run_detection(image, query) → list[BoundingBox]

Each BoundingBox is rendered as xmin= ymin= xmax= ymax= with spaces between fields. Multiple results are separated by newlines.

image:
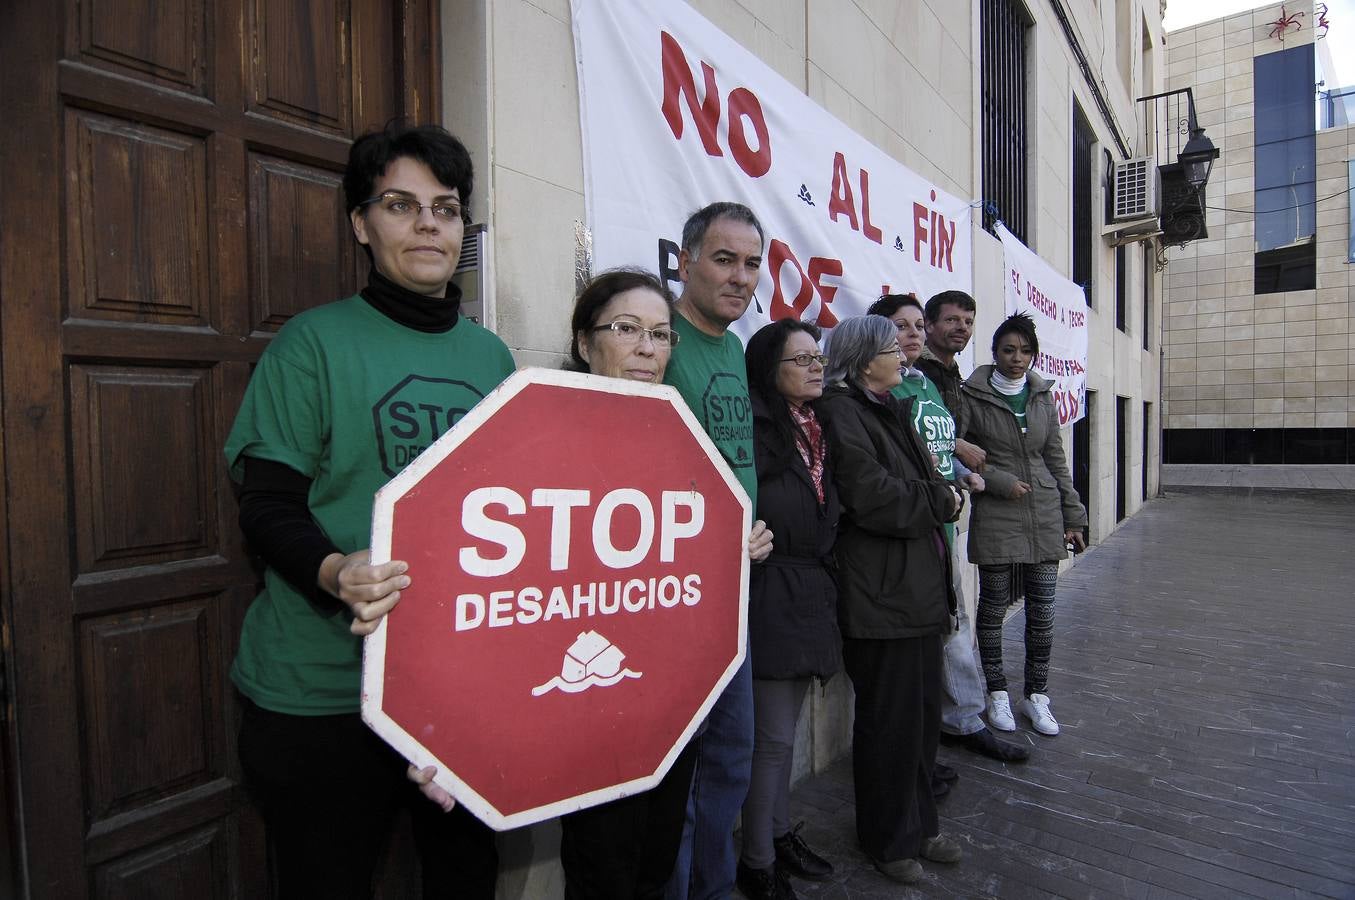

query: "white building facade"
xmin=438 ymin=0 xmax=1169 ymax=891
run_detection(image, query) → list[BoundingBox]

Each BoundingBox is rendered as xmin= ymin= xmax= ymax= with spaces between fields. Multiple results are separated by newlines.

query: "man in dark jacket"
xmin=917 ymin=291 xmax=1031 ymax=765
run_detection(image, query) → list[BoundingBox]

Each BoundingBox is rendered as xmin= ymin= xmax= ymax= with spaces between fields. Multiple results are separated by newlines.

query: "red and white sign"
xmin=996 ymin=223 xmax=1089 ymax=426
xmin=570 ymin=0 xmax=973 ymax=343
xmin=362 ymin=368 xmax=751 ymax=830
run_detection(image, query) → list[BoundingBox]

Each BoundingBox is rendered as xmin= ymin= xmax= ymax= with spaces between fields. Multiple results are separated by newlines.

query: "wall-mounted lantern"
xmin=1134 ymin=87 xmax=1220 ymax=247
xmin=1179 ymin=127 xmax=1220 ymax=188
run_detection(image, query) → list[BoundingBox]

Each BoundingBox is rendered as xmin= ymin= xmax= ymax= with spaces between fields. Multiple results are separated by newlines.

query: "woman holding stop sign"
xmin=226 ymin=124 xmax=511 ymax=898
xmin=529 ymin=268 xmax=758 ymax=899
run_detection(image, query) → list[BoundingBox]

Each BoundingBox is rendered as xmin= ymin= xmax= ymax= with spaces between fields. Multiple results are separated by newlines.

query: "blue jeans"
xmin=940 ymin=545 xmax=987 ymax=736
xmin=665 ymin=655 xmax=754 ymax=900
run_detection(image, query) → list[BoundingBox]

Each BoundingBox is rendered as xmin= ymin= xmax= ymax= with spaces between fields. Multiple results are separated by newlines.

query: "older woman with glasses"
xmin=813 ymin=315 xmax=963 ymax=885
xmin=541 ymin=267 xmax=700 ymax=900
xmin=735 ymin=320 xmax=842 ymax=900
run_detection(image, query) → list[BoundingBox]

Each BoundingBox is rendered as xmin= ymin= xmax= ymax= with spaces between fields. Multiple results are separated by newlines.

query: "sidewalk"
xmin=1162 ymin=464 xmax=1355 ymax=492
xmin=777 ymin=489 xmax=1355 ymax=899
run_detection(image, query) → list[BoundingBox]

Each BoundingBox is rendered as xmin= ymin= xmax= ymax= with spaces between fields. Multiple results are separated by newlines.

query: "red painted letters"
xmin=660 ymin=32 xmax=771 ymax=179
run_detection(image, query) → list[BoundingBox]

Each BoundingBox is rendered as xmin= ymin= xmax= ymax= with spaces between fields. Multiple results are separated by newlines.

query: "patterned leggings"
xmin=976 ymin=562 xmax=1059 ymax=696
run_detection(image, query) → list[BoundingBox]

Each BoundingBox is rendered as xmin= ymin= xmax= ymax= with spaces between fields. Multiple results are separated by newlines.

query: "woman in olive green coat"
xmin=960 ymin=314 xmax=1086 ymax=738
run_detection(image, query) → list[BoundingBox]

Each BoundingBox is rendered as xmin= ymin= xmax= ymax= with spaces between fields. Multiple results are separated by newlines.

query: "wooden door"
xmin=0 ymin=1 xmax=440 ymax=895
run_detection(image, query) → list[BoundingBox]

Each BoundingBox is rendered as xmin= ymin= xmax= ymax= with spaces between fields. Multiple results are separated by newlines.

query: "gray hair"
xmin=824 ymin=315 xmax=899 ymax=387
xmin=681 ymin=202 xmax=765 ymax=260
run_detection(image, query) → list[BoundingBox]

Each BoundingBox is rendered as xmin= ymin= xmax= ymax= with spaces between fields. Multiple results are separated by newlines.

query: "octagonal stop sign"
xmin=362 ymin=368 xmax=751 ymax=830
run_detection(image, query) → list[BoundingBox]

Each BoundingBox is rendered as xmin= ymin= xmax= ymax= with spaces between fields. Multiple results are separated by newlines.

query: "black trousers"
xmin=558 ymin=739 xmax=698 ymax=899
xmin=237 ymin=696 xmax=499 ymax=899
xmin=842 ymin=634 xmax=942 ymax=863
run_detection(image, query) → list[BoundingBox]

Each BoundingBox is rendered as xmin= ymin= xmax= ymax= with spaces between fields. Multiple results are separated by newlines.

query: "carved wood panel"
xmin=68 ymin=364 xmax=219 ymax=573
xmin=248 ymin=154 xmax=360 ymax=332
xmin=66 ymin=111 xmax=211 ymax=327
xmin=91 ymin=822 xmax=228 ymax=900
xmin=79 ymin=597 xmax=223 ymax=822
xmin=77 ymin=0 xmax=209 ymax=94
xmin=248 ymin=0 xmax=351 ymax=133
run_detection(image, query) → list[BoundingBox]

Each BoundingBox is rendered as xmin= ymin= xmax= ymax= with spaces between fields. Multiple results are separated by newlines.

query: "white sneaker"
xmin=986 ymin=690 xmax=1016 ymax=731
xmin=1019 ymin=693 xmax=1060 ymax=735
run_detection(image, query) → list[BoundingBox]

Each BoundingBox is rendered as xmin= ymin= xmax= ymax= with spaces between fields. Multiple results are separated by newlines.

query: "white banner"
xmin=995 ymin=223 xmax=1088 ymax=426
xmin=570 ymin=0 xmax=972 ymax=343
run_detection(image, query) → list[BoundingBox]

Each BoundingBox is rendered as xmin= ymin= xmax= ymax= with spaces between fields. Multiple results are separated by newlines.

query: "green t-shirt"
xmin=225 ymin=296 xmax=516 ymax=715
xmin=992 ymin=378 xmax=1030 ymax=432
xmin=892 ymin=372 xmax=957 ymax=480
xmin=663 ymin=312 xmax=757 ymax=508
xmin=893 ymin=371 xmax=959 ymax=543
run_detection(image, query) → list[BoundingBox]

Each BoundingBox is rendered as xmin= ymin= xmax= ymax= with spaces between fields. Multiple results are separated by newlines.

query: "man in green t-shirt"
xmin=911 ymin=290 xmax=1031 ymax=767
xmin=663 ymin=202 xmax=772 ymax=900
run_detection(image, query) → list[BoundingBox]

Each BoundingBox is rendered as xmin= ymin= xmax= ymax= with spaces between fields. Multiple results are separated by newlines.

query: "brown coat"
xmin=960 ymin=366 xmax=1087 ymax=565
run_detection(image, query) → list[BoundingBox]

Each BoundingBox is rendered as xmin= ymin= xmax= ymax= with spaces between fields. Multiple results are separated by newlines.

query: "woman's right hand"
xmin=1010 ymin=480 xmax=1032 ymax=500
xmin=407 ymin=765 xmax=457 ymax=812
xmin=318 ymin=550 xmax=411 ymax=636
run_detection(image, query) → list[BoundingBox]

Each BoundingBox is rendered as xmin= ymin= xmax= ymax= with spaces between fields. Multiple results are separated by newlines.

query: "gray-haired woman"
xmin=813 ymin=315 xmax=964 ymax=885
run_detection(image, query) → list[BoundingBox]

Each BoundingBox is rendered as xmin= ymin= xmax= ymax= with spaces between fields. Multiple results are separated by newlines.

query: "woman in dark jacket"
xmin=813 ymin=315 xmax=963 ymax=885
xmin=736 ymin=320 xmax=842 ymax=900
xmin=961 ymin=313 xmax=1087 ymax=739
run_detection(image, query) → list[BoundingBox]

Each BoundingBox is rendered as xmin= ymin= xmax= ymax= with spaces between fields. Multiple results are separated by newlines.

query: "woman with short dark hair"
xmin=227 ymin=123 xmax=511 ymax=898
xmin=813 ymin=315 xmax=964 ymax=886
xmin=735 ymin=319 xmax=842 ymax=900
xmin=961 ymin=314 xmax=1087 ymax=737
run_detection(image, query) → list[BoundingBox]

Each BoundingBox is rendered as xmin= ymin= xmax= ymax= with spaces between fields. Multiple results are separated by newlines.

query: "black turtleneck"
xmin=360 ymin=268 xmax=461 ymax=333
xmin=237 ymin=270 xmax=464 ymax=609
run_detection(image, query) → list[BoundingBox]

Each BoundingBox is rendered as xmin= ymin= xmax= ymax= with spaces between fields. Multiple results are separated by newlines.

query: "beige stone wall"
xmin=1163 ymin=2 xmax=1355 ymax=430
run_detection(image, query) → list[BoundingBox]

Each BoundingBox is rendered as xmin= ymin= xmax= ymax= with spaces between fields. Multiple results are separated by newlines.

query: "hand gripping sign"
xmin=362 ymin=368 xmax=751 ymax=830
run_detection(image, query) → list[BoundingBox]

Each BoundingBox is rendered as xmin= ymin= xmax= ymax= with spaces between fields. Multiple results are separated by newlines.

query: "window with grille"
xmin=1073 ymin=103 xmax=1095 ymax=308
xmin=981 ymin=0 xmax=1031 ymax=241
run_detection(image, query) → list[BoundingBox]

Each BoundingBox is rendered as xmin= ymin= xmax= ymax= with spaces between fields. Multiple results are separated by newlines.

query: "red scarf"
xmin=789 ymin=403 xmax=825 ymax=503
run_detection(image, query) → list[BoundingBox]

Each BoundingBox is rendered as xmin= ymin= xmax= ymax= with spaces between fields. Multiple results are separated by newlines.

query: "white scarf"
xmin=989 ymin=369 xmax=1028 ymax=396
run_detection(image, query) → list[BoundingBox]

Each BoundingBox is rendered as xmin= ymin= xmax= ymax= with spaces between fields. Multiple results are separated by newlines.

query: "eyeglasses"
xmin=780 ymin=353 xmax=828 ymax=367
xmin=357 ymin=191 xmax=463 ymax=223
xmin=876 ymin=348 xmax=903 ymax=357
xmin=591 ymin=320 xmax=680 ymax=347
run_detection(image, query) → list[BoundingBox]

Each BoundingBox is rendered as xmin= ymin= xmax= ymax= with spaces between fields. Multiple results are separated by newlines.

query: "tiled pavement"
xmin=1161 ymin=464 xmax=1355 ymax=492
xmin=771 ymin=488 xmax=1355 ymax=899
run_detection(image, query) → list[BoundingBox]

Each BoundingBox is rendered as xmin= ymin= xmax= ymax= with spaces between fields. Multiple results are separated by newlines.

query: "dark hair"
xmin=745 ymin=319 xmax=823 ymax=470
xmin=924 ymin=289 xmax=976 ymax=324
xmin=568 ymin=268 xmax=676 ymax=372
xmin=681 ymin=202 xmax=765 ymax=258
xmin=991 ymin=312 xmax=1040 ymax=357
xmin=867 ymin=292 xmax=924 ymax=320
xmin=343 ymin=124 xmax=474 ymax=222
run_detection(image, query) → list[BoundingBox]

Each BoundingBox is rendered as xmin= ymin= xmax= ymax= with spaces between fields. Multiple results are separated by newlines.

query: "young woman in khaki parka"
xmin=960 ymin=314 xmax=1087 ymax=737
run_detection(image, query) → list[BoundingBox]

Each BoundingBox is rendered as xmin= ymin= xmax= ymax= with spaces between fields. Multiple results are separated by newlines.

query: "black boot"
xmin=736 ymin=860 xmax=797 ymax=900
xmin=774 ymin=822 xmax=833 ymax=881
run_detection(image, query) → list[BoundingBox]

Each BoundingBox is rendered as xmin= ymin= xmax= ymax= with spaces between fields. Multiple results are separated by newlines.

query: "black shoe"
xmin=931 ymin=777 xmax=951 ymax=801
xmin=737 ymin=860 xmax=797 ymax=900
xmin=940 ymin=726 xmax=1031 ymax=762
xmin=933 ymin=761 xmax=959 ymax=783
xmin=774 ymin=823 xmax=834 ymax=881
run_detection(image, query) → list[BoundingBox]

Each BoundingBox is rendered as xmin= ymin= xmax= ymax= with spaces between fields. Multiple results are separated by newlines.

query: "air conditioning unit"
xmin=452 ymin=223 xmax=495 ymax=331
xmin=1111 ymin=157 xmax=1159 ymax=221
xmin=1102 ymin=156 xmax=1162 ymax=245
